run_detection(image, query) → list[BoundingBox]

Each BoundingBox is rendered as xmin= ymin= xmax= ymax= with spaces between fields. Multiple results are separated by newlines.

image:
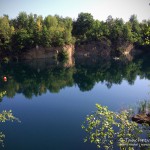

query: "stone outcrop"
xmin=21 ymin=45 xmax=74 ymax=60
xmin=63 ymin=45 xmax=75 ymax=67
xmin=122 ymin=43 xmax=134 ymax=55
xmin=20 ymin=41 xmax=142 ymax=63
xmin=21 ymin=44 xmax=75 ymax=67
xmin=75 ymin=41 xmax=112 ymax=58
xmin=132 ymin=113 xmax=150 ymax=125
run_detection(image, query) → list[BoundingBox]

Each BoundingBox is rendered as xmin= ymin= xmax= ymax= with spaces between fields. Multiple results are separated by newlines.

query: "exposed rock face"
xmin=20 ymin=41 xmax=142 ymax=63
xmin=75 ymin=41 xmax=112 ymax=58
xmin=21 ymin=44 xmax=74 ymax=60
xmin=122 ymin=43 xmax=134 ymax=55
xmin=21 ymin=44 xmax=75 ymax=67
xmin=22 ymin=46 xmax=56 ymax=59
xmin=132 ymin=113 xmax=150 ymax=125
xmin=63 ymin=45 xmax=75 ymax=67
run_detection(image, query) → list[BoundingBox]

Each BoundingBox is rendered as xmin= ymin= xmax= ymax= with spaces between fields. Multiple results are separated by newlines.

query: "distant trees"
xmin=140 ymin=21 xmax=150 ymax=46
xmin=129 ymin=15 xmax=142 ymax=44
xmin=0 ymin=16 xmax=14 ymax=53
xmin=72 ymin=13 xmax=94 ymax=42
xmin=0 ymin=12 xmax=149 ymax=58
xmin=72 ymin=13 xmax=150 ymax=52
xmin=11 ymin=29 xmax=33 ymax=53
xmin=0 ymin=12 xmax=74 ymax=57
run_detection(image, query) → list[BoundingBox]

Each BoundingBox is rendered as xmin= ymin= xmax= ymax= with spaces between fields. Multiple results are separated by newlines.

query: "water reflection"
xmin=0 ymin=54 xmax=150 ymax=99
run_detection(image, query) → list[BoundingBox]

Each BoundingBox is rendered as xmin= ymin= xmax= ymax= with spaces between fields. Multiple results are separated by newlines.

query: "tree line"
xmin=0 ymin=12 xmax=150 ymax=57
xmin=0 ymin=12 xmax=73 ymax=57
xmin=73 ymin=13 xmax=150 ymax=51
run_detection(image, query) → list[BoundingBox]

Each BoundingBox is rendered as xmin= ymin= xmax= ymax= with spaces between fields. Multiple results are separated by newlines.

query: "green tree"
xmin=27 ymin=13 xmax=36 ymax=34
xmin=44 ymin=15 xmax=58 ymax=29
xmin=86 ymin=20 xmax=103 ymax=41
xmin=0 ymin=16 xmax=14 ymax=53
xmin=141 ymin=22 xmax=150 ymax=46
xmin=12 ymin=29 xmax=32 ymax=54
xmin=63 ymin=17 xmax=73 ymax=44
xmin=123 ymin=22 xmax=133 ymax=42
xmin=33 ymin=15 xmax=43 ymax=46
xmin=73 ymin=12 xmax=94 ymax=42
xmin=41 ymin=25 xmax=51 ymax=47
xmin=129 ymin=15 xmax=142 ymax=44
xmin=16 ymin=12 xmax=29 ymax=29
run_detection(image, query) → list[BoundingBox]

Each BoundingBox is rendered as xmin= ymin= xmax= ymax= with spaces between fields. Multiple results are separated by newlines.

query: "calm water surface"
xmin=0 ymin=56 xmax=150 ymax=150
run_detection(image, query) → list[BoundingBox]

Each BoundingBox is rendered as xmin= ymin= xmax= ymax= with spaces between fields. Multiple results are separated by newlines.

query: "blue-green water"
xmin=0 ymin=56 xmax=150 ymax=150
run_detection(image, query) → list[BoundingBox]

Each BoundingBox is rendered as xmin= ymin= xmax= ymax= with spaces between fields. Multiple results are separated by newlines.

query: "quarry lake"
xmin=0 ymin=55 xmax=150 ymax=150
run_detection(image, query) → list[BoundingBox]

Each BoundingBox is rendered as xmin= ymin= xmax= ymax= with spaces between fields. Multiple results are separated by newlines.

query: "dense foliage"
xmin=73 ymin=13 xmax=150 ymax=50
xmin=0 ymin=12 xmax=74 ymax=58
xmin=0 ymin=12 xmax=149 ymax=58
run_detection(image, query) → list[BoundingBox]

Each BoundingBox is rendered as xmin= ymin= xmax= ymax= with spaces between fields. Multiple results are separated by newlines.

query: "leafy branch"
xmin=82 ymin=104 xmax=150 ymax=149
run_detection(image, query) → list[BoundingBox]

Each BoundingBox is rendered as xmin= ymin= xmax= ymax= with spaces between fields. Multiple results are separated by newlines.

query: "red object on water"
xmin=3 ymin=76 xmax=7 ymax=82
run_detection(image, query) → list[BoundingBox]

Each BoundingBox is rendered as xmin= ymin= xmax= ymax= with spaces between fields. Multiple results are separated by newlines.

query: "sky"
xmin=0 ymin=0 xmax=150 ymax=22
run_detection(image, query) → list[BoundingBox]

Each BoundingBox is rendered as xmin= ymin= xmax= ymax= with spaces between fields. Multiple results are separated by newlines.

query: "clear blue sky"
xmin=0 ymin=0 xmax=150 ymax=21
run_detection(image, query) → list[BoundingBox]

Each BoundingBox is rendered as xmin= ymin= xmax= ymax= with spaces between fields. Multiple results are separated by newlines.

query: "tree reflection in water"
xmin=0 ymin=54 xmax=150 ymax=99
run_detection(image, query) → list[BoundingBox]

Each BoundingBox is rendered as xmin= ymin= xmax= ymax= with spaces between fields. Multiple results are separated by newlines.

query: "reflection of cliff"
xmin=21 ymin=42 xmax=137 ymax=63
xmin=0 ymin=56 xmax=150 ymax=99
